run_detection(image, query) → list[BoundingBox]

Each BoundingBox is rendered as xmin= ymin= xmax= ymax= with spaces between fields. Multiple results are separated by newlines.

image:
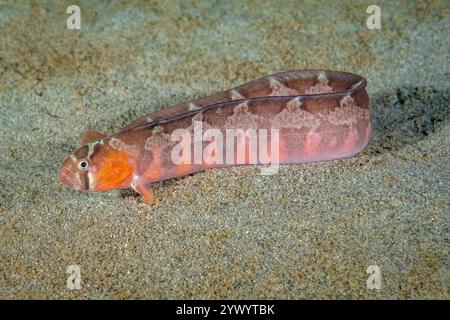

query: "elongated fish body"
xmin=59 ymin=70 xmax=371 ymax=204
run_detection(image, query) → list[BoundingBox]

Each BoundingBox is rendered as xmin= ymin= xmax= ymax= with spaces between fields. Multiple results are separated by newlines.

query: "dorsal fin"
xmin=81 ymin=130 xmax=106 ymax=145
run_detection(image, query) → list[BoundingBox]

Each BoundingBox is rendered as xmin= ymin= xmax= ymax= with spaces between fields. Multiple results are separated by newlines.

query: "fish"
xmin=59 ymin=70 xmax=372 ymax=205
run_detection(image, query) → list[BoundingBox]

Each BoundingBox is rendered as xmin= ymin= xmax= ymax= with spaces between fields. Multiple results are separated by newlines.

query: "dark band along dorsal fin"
xmin=80 ymin=130 xmax=106 ymax=145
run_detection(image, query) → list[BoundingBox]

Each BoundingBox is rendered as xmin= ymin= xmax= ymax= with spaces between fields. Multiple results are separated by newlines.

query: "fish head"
xmin=59 ymin=139 xmax=134 ymax=191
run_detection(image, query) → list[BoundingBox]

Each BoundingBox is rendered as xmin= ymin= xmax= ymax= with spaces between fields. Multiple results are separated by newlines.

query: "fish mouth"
xmin=59 ymin=167 xmax=75 ymax=189
xmin=59 ymin=167 xmax=85 ymax=191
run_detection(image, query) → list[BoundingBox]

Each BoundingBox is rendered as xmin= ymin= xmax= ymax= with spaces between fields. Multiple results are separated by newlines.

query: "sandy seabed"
xmin=0 ymin=0 xmax=448 ymax=299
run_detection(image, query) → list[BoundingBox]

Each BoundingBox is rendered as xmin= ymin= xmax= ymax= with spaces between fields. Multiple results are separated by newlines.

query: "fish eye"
xmin=78 ymin=159 xmax=90 ymax=171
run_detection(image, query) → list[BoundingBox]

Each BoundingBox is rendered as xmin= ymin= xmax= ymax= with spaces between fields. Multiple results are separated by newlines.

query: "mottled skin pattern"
xmin=59 ymin=70 xmax=371 ymax=205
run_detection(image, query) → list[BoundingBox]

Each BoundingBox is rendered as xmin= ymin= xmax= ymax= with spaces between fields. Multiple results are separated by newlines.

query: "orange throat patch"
xmin=92 ymin=148 xmax=134 ymax=191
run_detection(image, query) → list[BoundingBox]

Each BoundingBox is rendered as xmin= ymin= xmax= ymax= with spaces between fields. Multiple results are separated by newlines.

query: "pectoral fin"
xmin=131 ymin=177 xmax=155 ymax=205
xmin=139 ymin=187 xmax=154 ymax=205
xmin=81 ymin=130 xmax=106 ymax=145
